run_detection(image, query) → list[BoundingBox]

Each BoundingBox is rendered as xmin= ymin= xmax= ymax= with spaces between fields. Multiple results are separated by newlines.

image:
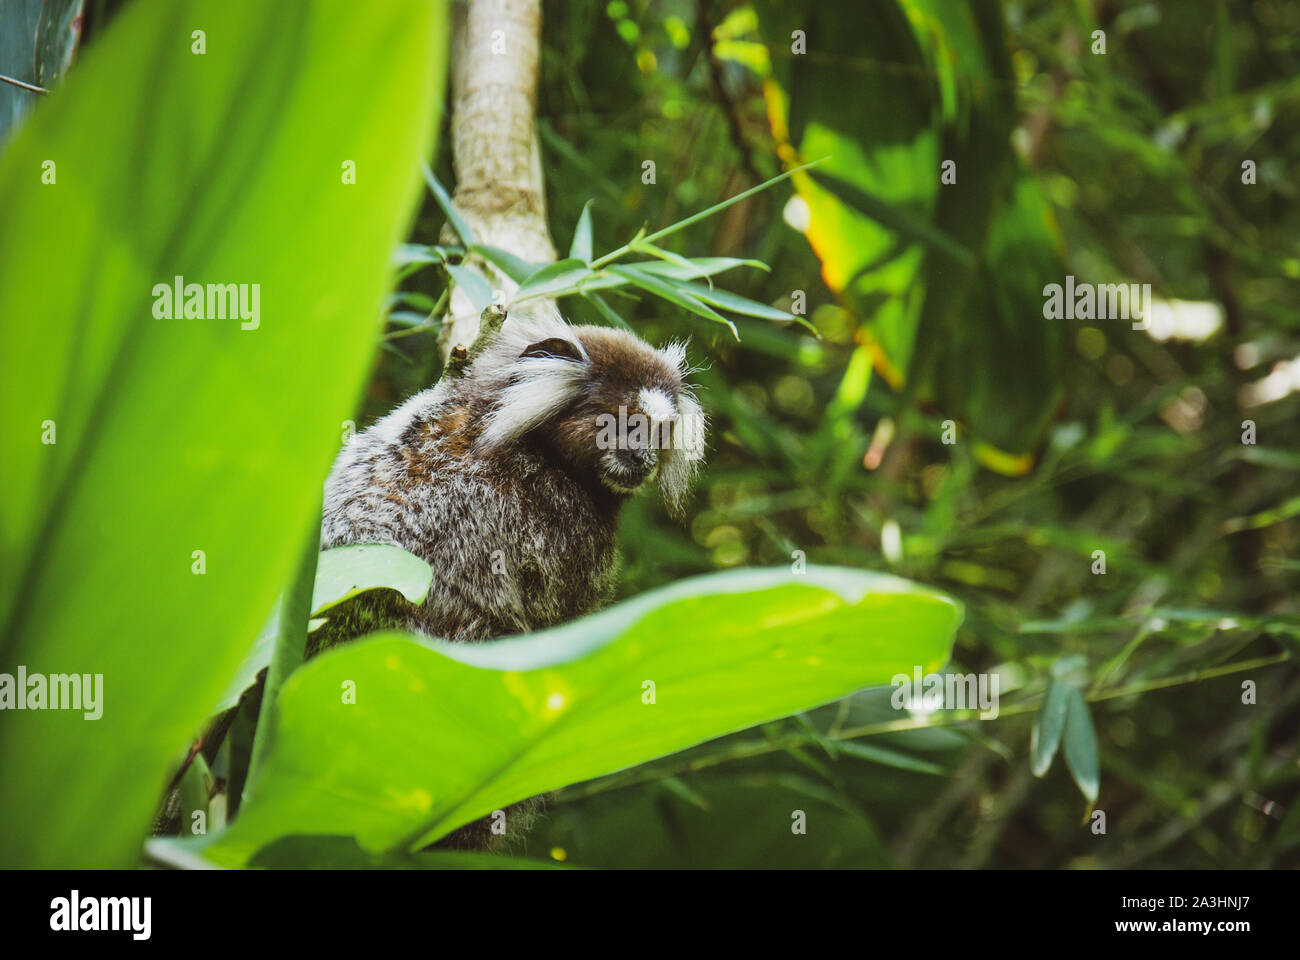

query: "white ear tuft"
xmin=657 ymin=389 xmax=707 ymax=517
xmin=659 ymin=340 xmax=688 ymax=374
xmin=473 ymin=302 xmax=588 ymax=450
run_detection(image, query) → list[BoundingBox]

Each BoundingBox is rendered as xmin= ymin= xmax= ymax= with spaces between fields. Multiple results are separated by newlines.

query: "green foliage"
xmin=414 ymin=162 xmax=817 ymax=338
xmin=196 ymin=566 xmax=960 ymax=866
xmin=3 ymin=0 xmax=1297 ymax=871
xmin=504 ymin=0 xmax=1299 ymax=868
xmin=1062 ymin=686 xmax=1100 ymax=804
xmin=1031 ymin=678 xmax=1070 ymax=777
xmin=0 ymin=0 xmax=446 ymax=868
xmin=312 ymin=545 xmax=434 ymax=616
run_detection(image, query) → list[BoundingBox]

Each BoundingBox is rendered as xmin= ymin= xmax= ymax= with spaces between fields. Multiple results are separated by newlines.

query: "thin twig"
xmin=441 ymin=302 xmax=506 ymax=380
xmin=0 ymin=73 xmax=48 ymax=95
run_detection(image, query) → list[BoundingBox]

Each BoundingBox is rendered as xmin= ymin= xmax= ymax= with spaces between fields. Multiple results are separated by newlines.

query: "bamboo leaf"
xmin=1062 ymin=687 xmax=1100 ymax=802
xmin=609 ymin=265 xmax=739 ymax=338
xmin=570 ymin=200 xmax=594 ymax=263
xmin=446 ymin=264 xmax=494 ymax=313
xmin=582 ymin=291 xmax=635 ymax=331
xmin=1030 ymin=679 xmax=1070 ymax=777
xmin=422 ymin=163 xmax=475 ymax=246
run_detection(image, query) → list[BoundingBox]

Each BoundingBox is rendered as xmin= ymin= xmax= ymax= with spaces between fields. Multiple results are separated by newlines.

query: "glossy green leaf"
xmin=198 ymin=565 xmax=961 ymax=865
xmin=675 ymin=278 xmax=816 ymax=332
xmin=628 ymin=256 xmax=767 ymax=280
xmin=219 ymin=541 xmax=431 ymax=713
xmin=0 ymin=0 xmax=446 ymax=868
xmin=311 ymin=544 xmax=433 ymax=616
xmin=609 ymin=265 xmax=739 ymax=337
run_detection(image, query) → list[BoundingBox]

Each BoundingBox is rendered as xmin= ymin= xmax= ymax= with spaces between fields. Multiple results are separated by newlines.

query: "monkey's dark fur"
xmin=313 ymin=303 xmax=705 ymax=850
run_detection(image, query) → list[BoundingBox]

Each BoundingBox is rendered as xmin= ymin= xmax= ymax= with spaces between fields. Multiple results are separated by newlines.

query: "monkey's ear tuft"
xmin=520 ymin=337 xmax=584 ymax=362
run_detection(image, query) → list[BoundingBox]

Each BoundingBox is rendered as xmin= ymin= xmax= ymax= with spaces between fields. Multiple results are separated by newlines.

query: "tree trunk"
xmin=438 ymin=0 xmax=555 ymax=362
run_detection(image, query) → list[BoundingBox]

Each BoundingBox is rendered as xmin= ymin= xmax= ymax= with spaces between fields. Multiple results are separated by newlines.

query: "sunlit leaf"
xmin=0 ymin=0 xmax=446 ymax=869
xmin=198 ymin=566 xmax=961 ymax=865
xmin=569 ymin=200 xmax=594 ymax=263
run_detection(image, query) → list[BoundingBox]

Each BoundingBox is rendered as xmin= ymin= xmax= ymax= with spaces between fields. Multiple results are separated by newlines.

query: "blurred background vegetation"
xmin=50 ymin=0 xmax=1300 ymax=868
xmin=390 ymin=0 xmax=1298 ymax=868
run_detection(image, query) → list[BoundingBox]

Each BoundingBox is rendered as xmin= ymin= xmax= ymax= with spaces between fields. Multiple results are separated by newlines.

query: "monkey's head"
xmin=471 ymin=303 xmax=707 ymax=516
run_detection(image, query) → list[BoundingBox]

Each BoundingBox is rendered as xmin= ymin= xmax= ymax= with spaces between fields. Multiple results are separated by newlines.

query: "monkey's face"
xmin=477 ymin=310 xmax=706 ymax=514
xmin=524 ymin=326 xmax=705 ymax=504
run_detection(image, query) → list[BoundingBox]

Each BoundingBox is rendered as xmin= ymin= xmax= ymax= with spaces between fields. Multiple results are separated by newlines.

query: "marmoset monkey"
xmin=314 ymin=301 xmax=707 ymax=848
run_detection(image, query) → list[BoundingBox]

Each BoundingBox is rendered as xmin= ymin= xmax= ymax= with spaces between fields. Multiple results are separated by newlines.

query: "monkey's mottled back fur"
xmin=314 ymin=303 xmax=706 ymax=849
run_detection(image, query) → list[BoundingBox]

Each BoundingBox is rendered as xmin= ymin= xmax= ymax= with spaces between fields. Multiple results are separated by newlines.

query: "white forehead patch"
xmin=639 ymin=387 xmax=676 ymax=423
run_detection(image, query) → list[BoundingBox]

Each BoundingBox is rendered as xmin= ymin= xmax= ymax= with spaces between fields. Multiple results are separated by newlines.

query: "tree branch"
xmin=438 ymin=0 xmax=556 ymax=362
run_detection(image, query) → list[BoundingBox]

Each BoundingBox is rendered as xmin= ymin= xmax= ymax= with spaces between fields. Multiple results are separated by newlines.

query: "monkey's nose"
xmin=628 ymin=447 xmax=656 ymax=471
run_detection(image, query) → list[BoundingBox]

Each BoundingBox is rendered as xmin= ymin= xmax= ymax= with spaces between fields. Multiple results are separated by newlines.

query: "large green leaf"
xmin=765 ymin=0 xmax=1063 ymax=460
xmin=0 ymin=0 xmax=447 ymax=868
xmin=759 ymin=0 xmax=938 ymax=382
xmin=196 ymin=565 xmax=961 ymax=866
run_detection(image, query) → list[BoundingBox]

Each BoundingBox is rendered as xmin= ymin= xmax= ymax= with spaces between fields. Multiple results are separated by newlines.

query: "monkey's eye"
xmin=520 ymin=338 xmax=584 ymax=362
